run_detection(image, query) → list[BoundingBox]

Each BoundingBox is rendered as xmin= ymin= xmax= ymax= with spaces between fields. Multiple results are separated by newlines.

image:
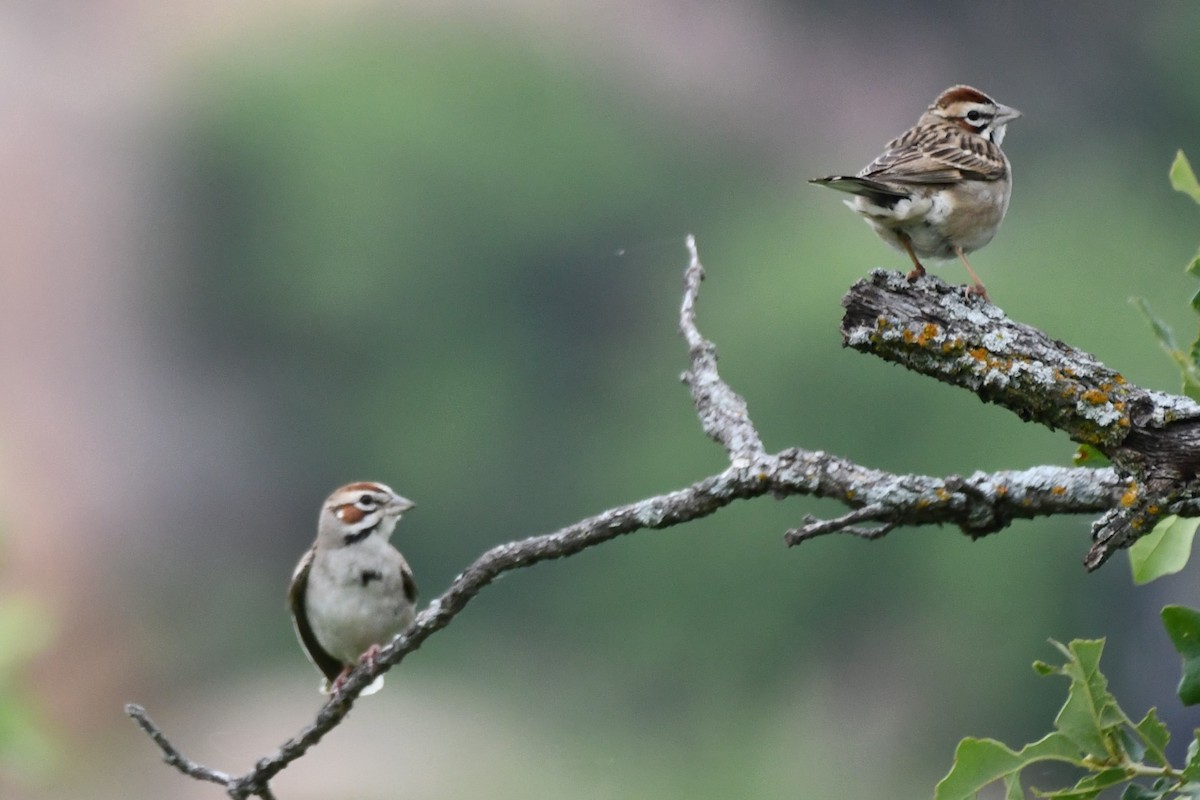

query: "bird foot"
xmin=965 ymin=282 xmax=991 ymax=302
xmin=329 ymin=666 xmax=353 ymax=694
xmin=360 ymin=644 xmax=382 ymax=678
xmin=905 ymin=264 xmax=927 ymax=282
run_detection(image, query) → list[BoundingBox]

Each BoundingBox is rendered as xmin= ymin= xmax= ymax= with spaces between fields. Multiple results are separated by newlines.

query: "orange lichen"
xmin=995 ymin=485 xmax=1008 ymax=497
xmin=902 ymin=329 xmax=915 ymax=344
xmin=1113 ymin=374 xmax=1126 ymax=384
xmin=1120 ymin=483 xmax=1138 ymax=507
xmin=968 ymin=347 xmax=989 ymax=361
xmin=1081 ymin=389 xmax=1109 ymax=405
xmin=917 ymin=323 xmax=941 ymax=346
xmin=942 ymin=338 xmax=964 ymax=354
xmin=1051 ymin=486 xmax=1066 ymax=496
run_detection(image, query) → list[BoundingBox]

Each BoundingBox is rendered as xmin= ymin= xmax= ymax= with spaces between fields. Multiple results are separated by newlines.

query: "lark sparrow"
xmin=288 ymin=482 xmax=419 ymax=695
xmin=811 ymin=85 xmax=1021 ymax=299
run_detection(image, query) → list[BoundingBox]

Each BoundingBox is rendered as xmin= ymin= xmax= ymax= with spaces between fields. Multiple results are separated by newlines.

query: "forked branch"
xmin=841 ymin=269 xmax=1200 ymax=567
xmin=129 ymin=239 xmax=1174 ymax=796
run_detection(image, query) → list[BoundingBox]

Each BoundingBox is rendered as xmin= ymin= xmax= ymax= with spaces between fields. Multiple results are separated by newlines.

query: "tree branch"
xmin=680 ymin=234 xmax=766 ymax=463
xmin=128 ymin=240 xmax=1186 ymax=794
xmin=840 ymin=269 xmax=1200 ymax=567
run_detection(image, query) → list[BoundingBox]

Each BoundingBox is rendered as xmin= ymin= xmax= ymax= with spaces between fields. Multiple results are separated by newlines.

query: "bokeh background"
xmin=3 ymin=2 xmax=1200 ymax=798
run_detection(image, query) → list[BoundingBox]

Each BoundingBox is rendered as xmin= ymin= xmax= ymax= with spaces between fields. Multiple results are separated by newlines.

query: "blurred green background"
xmin=3 ymin=2 xmax=1200 ymax=798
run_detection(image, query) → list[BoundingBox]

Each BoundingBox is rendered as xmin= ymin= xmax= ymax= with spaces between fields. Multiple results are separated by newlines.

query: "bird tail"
xmin=809 ymin=176 xmax=908 ymax=206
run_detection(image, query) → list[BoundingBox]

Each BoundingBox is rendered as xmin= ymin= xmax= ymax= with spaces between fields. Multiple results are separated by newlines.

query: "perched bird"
xmin=288 ymin=482 xmax=419 ymax=695
xmin=810 ymin=85 xmax=1021 ymax=299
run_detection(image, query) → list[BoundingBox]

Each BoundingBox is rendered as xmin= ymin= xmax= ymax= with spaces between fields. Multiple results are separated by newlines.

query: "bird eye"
xmin=965 ymin=109 xmax=982 ymax=122
xmin=358 ymin=494 xmax=377 ymax=508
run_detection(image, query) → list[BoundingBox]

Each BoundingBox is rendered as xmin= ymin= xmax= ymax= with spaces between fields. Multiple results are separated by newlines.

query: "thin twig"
xmin=785 ymin=505 xmax=894 ymax=543
xmin=125 ymin=704 xmax=234 ymax=787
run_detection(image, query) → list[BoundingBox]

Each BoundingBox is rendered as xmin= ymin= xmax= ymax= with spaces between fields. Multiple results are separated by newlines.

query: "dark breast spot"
xmin=360 ymin=569 xmax=383 ymax=587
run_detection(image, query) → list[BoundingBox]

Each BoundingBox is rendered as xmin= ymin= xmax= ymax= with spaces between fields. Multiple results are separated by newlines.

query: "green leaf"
xmin=1117 ymin=724 xmax=1145 ymax=764
xmin=1038 ymin=768 xmax=1130 ymax=799
xmin=1134 ymin=709 xmax=1170 ymax=766
xmin=1073 ymin=444 xmax=1111 ymax=468
xmin=1129 ymin=516 xmax=1199 ymax=584
xmin=1171 ymin=151 xmax=1200 ymax=204
xmin=1049 ymin=640 xmax=1126 ymax=759
xmin=1163 ymin=608 xmax=1200 ymax=705
xmin=935 ymin=733 xmax=1083 ymax=800
xmin=1033 ymin=659 xmax=1058 ymax=677
xmin=1005 ymin=772 xmax=1027 ymax=800
xmin=1119 ymin=784 xmax=1167 ymax=800
xmin=1132 ymin=296 xmax=1182 ymax=353
xmin=1183 ymin=731 xmax=1200 ymax=783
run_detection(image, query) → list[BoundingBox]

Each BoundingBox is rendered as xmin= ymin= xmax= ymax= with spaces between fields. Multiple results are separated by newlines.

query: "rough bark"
xmin=841 ymin=269 xmax=1200 ymax=567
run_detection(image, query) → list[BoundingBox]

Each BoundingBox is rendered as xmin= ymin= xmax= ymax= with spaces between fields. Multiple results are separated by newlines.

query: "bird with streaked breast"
xmin=811 ymin=84 xmax=1021 ymax=300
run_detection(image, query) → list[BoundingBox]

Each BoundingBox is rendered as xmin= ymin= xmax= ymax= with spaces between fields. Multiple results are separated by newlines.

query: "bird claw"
xmin=360 ymin=644 xmax=382 ymax=678
xmin=964 ymin=283 xmax=991 ymax=303
xmin=329 ymin=666 xmax=352 ymax=695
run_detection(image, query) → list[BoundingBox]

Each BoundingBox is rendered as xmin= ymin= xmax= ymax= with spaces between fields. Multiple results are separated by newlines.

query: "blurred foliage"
xmin=1127 ymin=152 xmax=1200 ymax=583
xmin=1162 ymin=606 xmax=1200 ymax=708
xmin=0 ymin=538 xmax=57 ymax=787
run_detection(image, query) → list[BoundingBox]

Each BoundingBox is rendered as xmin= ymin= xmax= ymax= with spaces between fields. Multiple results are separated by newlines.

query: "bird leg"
xmin=898 ymin=234 xmax=926 ymax=281
xmin=360 ymin=644 xmax=383 ymax=678
xmin=954 ymin=246 xmax=990 ymax=301
xmin=330 ymin=665 xmax=352 ymax=694
xmin=328 ymin=645 xmax=383 ymax=695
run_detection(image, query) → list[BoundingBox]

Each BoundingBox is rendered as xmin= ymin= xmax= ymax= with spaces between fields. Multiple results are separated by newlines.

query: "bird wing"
xmin=401 ymin=563 xmax=419 ymax=605
xmin=861 ymin=124 xmax=1007 ymax=184
xmin=287 ymin=548 xmax=345 ymax=685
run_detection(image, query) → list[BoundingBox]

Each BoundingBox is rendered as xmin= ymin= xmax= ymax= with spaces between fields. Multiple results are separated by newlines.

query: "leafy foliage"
xmin=1162 ymin=606 xmax=1200 ymax=707
xmin=0 ymin=593 xmax=57 ymax=784
xmin=1073 ymin=444 xmax=1111 ymax=468
xmin=936 ymin=639 xmax=1199 ymax=800
xmin=1132 ymin=151 xmax=1200 ymax=398
xmin=1126 ymin=152 xmax=1200 ymax=580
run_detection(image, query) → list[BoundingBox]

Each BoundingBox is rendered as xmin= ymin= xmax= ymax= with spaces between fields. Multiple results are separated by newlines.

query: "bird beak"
xmin=994 ymin=103 xmax=1021 ymax=124
xmin=389 ymin=495 xmax=416 ymax=514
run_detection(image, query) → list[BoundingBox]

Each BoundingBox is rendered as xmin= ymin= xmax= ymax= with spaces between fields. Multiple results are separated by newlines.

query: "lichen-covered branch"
xmin=841 ymin=269 xmax=1200 ymax=567
xmin=680 ymin=234 xmax=765 ymax=463
xmin=128 ymin=243 xmax=1182 ymax=794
